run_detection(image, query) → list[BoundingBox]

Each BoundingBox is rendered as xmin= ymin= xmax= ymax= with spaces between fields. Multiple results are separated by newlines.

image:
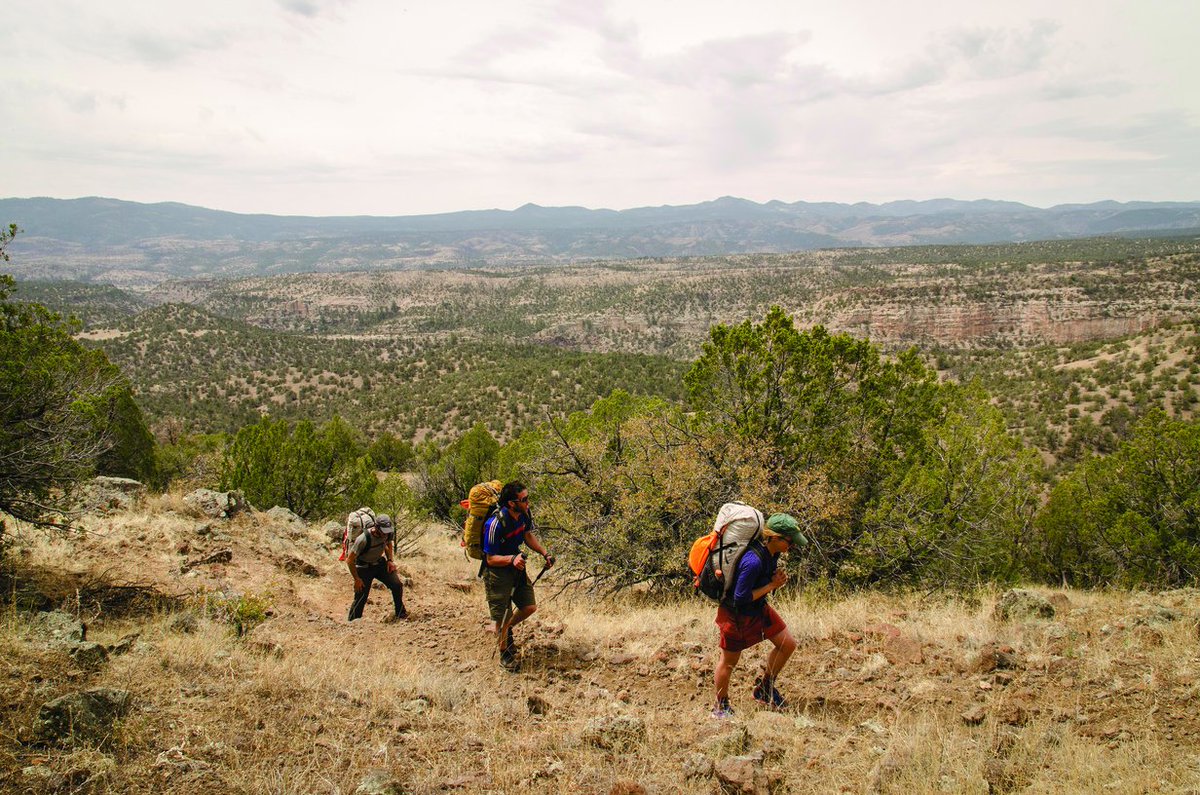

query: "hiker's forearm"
xmin=525 ymin=532 xmax=549 ymax=558
xmin=750 ymin=584 xmax=773 ymax=601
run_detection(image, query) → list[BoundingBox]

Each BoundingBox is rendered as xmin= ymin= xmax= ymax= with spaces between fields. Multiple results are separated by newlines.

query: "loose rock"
xmin=582 ymin=714 xmax=647 ymax=751
xmin=32 ymin=611 xmax=86 ymax=645
xmin=993 ymin=589 xmax=1055 ymax=622
xmin=714 ymin=752 xmax=769 ymax=795
xmin=683 ymin=752 xmax=714 ymax=779
xmin=68 ymin=641 xmax=110 ymax=670
xmin=264 ymin=505 xmax=304 ymax=524
xmin=33 ymin=688 xmax=132 ymax=746
xmin=183 ymin=489 xmax=249 ymax=519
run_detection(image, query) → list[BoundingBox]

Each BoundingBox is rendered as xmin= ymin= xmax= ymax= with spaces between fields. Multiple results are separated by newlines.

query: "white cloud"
xmin=1 ymin=0 xmax=1197 ymax=214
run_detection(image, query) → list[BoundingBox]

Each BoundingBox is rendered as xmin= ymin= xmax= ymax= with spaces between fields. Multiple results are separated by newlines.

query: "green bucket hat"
xmin=766 ymin=513 xmax=807 ymax=548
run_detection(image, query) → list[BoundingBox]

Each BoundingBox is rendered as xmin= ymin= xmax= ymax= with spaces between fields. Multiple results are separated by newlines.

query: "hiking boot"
xmin=711 ymin=697 xmax=735 ymax=719
xmin=499 ymin=646 xmax=521 ymax=672
xmin=752 ymin=676 xmax=787 ymax=710
xmin=383 ymin=609 xmax=408 ymax=624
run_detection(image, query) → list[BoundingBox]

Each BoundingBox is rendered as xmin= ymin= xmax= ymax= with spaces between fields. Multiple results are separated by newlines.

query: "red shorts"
xmin=716 ymin=604 xmax=786 ymax=652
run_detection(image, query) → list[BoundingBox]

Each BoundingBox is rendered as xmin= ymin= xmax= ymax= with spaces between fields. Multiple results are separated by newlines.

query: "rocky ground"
xmin=3 ymin=493 xmax=1200 ymax=794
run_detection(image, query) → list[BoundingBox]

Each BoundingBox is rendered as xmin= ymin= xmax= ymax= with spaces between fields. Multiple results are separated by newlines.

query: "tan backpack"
xmin=460 ymin=480 xmax=503 ymax=560
xmin=338 ymin=506 xmax=377 ymax=561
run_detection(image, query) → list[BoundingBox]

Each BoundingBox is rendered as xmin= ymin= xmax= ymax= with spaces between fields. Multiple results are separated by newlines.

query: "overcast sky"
xmin=2 ymin=1 xmax=1197 ymax=216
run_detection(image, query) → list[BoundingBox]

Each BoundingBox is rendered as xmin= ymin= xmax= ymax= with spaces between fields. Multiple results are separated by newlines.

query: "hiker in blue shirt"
xmin=482 ymin=480 xmax=554 ymax=672
xmin=712 ymin=513 xmax=806 ymax=718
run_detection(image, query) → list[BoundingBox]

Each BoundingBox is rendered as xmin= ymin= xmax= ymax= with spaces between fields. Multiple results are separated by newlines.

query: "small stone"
xmin=683 ymin=752 xmax=714 ymax=779
xmin=582 ymin=715 xmax=647 ymax=751
xmin=714 ymin=753 xmax=767 ymax=795
xmin=883 ymin=635 xmax=924 ymax=665
xmin=961 ymin=705 xmax=987 ymax=725
xmin=68 ymin=641 xmax=110 ymax=670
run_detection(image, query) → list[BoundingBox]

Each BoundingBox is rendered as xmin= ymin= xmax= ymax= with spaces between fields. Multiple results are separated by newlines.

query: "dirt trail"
xmin=28 ymin=509 xmax=1200 ymax=793
xmin=258 ymin=526 xmax=1200 ymax=753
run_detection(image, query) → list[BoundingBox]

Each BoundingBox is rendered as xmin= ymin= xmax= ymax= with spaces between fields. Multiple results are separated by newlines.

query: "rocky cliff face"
xmin=832 ymin=301 xmax=1171 ymax=347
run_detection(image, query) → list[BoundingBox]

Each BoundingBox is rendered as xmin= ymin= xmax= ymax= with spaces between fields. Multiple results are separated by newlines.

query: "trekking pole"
xmin=497 ymin=603 xmax=514 ymax=651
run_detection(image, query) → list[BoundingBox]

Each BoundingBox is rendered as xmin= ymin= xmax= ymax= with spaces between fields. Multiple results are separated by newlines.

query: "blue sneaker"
xmin=711 ymin=698 xmax=735 ymax=719
xmin=752 ymin=676 xmax=787 ymax=709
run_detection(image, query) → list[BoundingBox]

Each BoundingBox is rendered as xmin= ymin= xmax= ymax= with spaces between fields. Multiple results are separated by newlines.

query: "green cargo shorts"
xmin=483 ymin=565 xmax=535 ymax=623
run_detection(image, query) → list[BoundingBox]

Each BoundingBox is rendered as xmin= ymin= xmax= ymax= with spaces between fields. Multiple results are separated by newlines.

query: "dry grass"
xmin=4 ymin=506 xmax=1200 ymax=793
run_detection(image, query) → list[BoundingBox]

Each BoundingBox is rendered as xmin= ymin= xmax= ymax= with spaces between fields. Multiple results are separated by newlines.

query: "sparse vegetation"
xmin=3 ymin=508 xmax=1200 ymax=793
xmin=0 ymin=227 xmax=156 ymax=527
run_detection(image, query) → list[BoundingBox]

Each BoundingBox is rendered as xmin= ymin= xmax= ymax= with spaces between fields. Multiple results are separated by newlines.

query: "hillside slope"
xmin=4 ymin=500 xmax=1200 ymax=793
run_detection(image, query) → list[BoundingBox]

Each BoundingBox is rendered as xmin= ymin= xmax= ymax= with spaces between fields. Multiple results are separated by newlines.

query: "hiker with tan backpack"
xmin=345 ymin=511 xmax=409 ymax=623
xmin=690 ymin=504 xmax=806 ymax=718
xmin=481 ymin=480 xmax=554 ymax=671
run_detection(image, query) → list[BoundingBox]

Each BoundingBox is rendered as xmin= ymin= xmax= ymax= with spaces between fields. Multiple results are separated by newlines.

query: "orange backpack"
xmin=688 ymin=502 xmax=764 ymax=601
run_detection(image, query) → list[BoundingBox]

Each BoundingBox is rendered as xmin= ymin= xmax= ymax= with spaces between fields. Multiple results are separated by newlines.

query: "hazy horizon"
xmin=4 ymin=1 xmax=1198 ymax=216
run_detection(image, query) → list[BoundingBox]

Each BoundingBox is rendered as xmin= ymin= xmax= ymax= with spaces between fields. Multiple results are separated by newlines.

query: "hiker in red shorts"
xmin=712 ymin=513 xmax=806 ymax=718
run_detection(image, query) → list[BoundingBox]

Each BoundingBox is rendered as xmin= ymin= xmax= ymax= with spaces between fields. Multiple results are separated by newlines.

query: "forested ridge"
xmin=3 ymin=233 xmax=1199 ymax=591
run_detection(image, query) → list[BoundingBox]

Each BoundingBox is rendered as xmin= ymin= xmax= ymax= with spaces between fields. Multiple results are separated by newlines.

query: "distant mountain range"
xmin=2 ymin=195 xmax=1199 ymax=285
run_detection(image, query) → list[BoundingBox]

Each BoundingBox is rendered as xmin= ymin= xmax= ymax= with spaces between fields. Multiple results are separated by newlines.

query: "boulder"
xmin=31 ymin=611 xmax=85 ymax=645
xmin=81 ymin=476 xmax=147 ymax=513
xmin=993 ymin=589 xmax=1055 ymax=622
xmin=264 ymin=505 xmax=304 ymax=524
xmin=32 ymin=688 xmax=132 ymax=746
xmin=323 ymin=521 xmax=345 ymax=544
xmin=582 ymin=714 xmax=647 ymax=751
xmin=182 ymin=489 xmax=249 ymax=519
